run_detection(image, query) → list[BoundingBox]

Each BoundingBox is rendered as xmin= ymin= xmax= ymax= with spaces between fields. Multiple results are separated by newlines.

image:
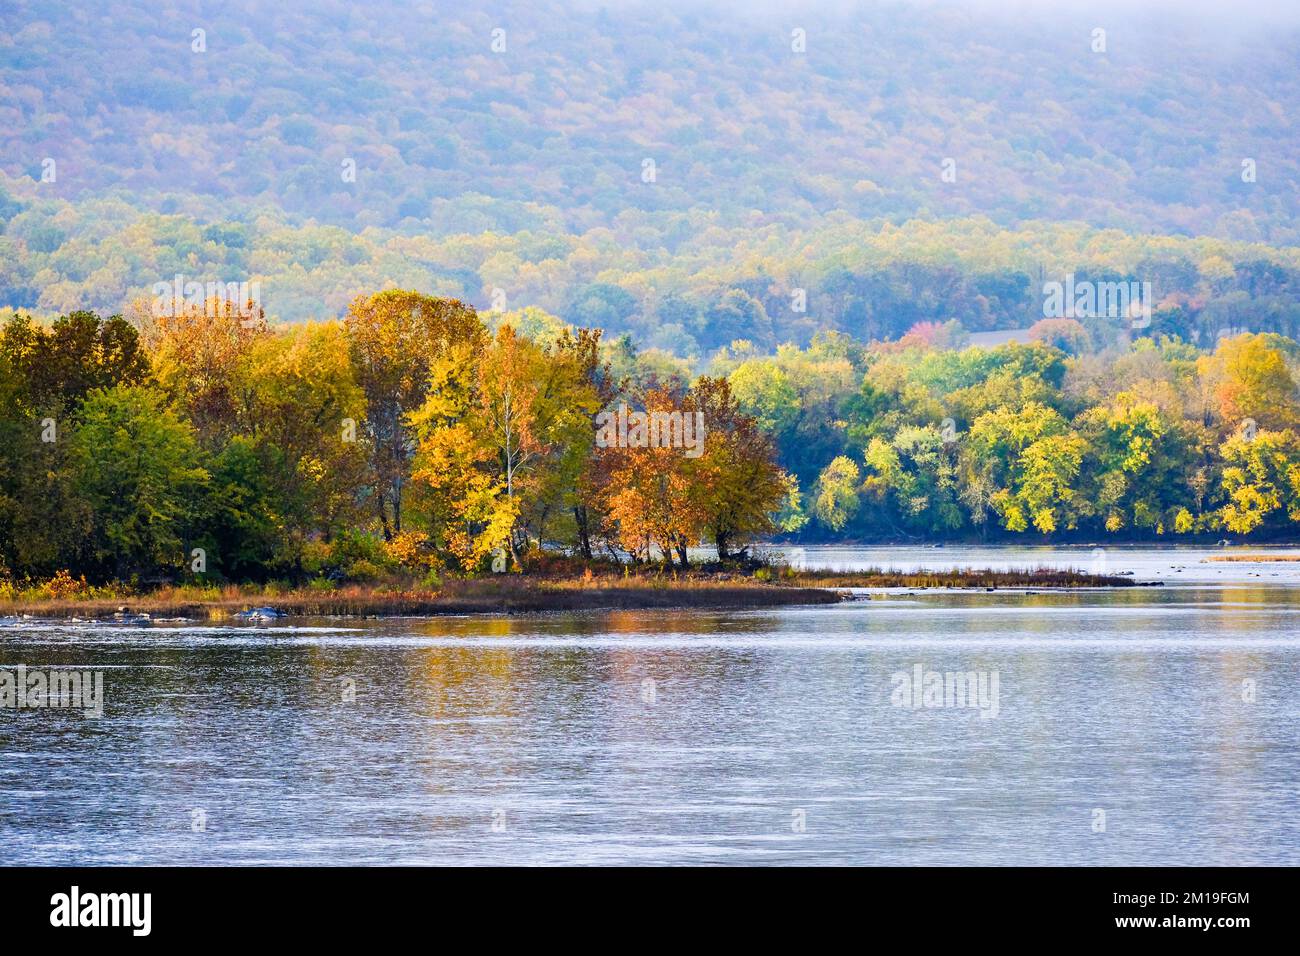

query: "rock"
xmin=238 ymin=606 xmax=284 ymax=620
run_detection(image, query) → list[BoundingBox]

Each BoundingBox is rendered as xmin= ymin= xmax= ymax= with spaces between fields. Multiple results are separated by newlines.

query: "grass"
xmin=0 ymin=560 xmax=1139 ymax=619
xmin=0 ymin=576 xmax=842 ymax=618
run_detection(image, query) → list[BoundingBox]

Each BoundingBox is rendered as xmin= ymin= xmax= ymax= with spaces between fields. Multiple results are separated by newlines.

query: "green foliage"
xmin=788 ymin=330 xmax=1300 ymax=540
xmin=70 ymin=386 xmax=208 ymax=577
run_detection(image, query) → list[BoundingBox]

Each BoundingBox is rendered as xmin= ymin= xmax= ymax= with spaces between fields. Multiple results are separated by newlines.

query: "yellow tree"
xmin=411 ymin=325 xmax=598 ymax=570
xmin=1196 ymin=333 xmax=1299 ymax=431
xmin=143 ymin=297 xmax=269 ymax=444
xmin=344 ymin=291 xmax=484 ymax=539
xmin=1217 ymin=428 xmax=1300 ymax=534
xmin=236 ymin=321 xmax=369 ymax=542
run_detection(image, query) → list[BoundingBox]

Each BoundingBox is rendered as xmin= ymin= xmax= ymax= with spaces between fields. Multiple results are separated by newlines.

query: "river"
xmin=2 ymin=545 xmax=1298 ymax=865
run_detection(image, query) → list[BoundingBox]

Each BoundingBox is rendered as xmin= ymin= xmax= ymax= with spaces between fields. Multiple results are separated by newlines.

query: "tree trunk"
xmin=574 ymin=506 xmax=593 ymax=560
xmin=716 ymin=530 xmax=730 ymax=562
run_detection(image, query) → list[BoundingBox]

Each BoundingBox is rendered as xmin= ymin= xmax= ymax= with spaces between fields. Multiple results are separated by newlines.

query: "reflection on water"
xmin=2 ymin=551 xmax=1299 ymax=865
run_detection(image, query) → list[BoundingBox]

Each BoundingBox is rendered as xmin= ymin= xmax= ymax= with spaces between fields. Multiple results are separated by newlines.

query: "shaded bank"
xmin=788 ymin=567 xmax=1143 ymax=589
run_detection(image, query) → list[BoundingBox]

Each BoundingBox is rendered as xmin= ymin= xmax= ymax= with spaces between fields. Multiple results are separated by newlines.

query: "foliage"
xmin=8 ymin=298 xmax=1300 ymax=589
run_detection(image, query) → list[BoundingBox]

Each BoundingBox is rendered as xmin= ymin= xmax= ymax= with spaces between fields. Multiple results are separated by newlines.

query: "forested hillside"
xmin=3 ymin=0 xmax=1300 ymax=349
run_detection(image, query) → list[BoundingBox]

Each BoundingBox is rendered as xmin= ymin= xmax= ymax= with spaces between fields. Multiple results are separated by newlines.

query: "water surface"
xmin=2 ymin=546 xmax=1298 ymax=865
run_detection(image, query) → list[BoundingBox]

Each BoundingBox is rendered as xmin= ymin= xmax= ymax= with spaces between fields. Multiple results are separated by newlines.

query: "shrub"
xmin=43 ymin=570 xmax=89 ymax=600
xmin=384 ymin=530 xmax=439 ymax=570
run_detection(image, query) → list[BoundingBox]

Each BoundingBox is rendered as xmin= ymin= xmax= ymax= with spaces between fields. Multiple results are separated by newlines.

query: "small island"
xmin=1 ymin=561 xmax=1140 ymax=620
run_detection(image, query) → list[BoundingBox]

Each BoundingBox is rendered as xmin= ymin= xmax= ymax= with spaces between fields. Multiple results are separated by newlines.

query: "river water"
xmin=2 ymin=545 xmax=1298 ymax=865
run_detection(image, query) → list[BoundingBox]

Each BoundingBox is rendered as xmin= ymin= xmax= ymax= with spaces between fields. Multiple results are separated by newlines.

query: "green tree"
xmin=71 ymin=386 xmax=208 ymax=578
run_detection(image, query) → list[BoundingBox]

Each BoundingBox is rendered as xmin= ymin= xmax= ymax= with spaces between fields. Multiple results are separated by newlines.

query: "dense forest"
xmin=4 ymin=0 xmax=1300 ymax=351
xmin=5 ymin=0 xmax=1297 ymax=237
xmin=0 ymin=294 xmax=796 ymax=590
xmin=6 ymin=293 xmax=1300 ymax=594
xmin=4 ymin=0 xmax=1300 ymax=592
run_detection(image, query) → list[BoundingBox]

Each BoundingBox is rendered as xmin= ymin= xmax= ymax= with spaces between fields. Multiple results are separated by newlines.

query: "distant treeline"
xmin=709 ymin=324 xmax=1300 ymax=542
xmin=4 ymin=197 xmax=1300 ymax=357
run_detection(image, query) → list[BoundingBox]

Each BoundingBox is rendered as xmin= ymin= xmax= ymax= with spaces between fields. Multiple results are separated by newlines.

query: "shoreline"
xmin=0 ymin=568 xmax=1144 ymax=620
xmin=0 ymin=585 xmax=845 ymax=620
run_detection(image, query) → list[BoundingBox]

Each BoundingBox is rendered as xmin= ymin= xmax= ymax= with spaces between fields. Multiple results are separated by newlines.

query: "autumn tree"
xmin=597 ymin=387 xmax=709 ymax=568
xmin=1196 ymin=333 xmax=1299 ymax=432
xmin=144 ymin=298 xmax=269 ymax=444
xmin=410 ymin=324 xmax=599 ymax=570
xmin=235 ymin=322 xmax=369 ymax=544
xmin=812 ymin=456 xmax=861 ymax=532
xmin=687 ymin=376 xmax=792 ymax=560
xmin=1217 ymin=428 xmax=1300 ymax=534
xmin=344 ymin=291 xmax=484 ymax=539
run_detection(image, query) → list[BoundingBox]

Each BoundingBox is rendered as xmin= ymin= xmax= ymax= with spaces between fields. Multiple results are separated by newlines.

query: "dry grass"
xmin=0 ymin=576 xmax=842 ymax=619
xmin=0 ymin=563 xmax=1135 ymax=619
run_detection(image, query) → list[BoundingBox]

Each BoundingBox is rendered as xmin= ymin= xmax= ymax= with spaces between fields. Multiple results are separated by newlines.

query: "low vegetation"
xmin=0 ymin=556 xmax=1140 ymax=619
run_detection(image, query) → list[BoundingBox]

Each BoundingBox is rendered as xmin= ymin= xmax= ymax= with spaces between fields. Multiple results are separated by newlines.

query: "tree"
xmin=144 ymin=298 xmax=269 ymax=444
xmin=0 ymin=311 xmax=151 ymax=577
xmin=812 ymin=456 xmax=861 ymax=533
xmin=596 ymin=387 xmax=709 ymax=568
xmin=1029 ymin=318 xmax=1091 ymax=356
xmin=70 ymin=386 xmax=208 ymax=578
xmin=966 ymin=402 xmax=1080 ymax=534
xmin=1217 ymin=429 xmax=1300 ymax=534
xmin=410 ymin=324 xmax=599 ymax=570
xmin=8 ymin=310 xmax=151 ymax=413
xmin=345 ymin=291 xmax=484 ymax=539
xmin=1196 ymin=333 xmax=1299 ymax=431
xmin=235 ymin=321 xmax=369 ymax=554
xmin=687 ymin=376 xmax=791 ymax=560
xmin=863 ymin=425 xmax=963 ymax=535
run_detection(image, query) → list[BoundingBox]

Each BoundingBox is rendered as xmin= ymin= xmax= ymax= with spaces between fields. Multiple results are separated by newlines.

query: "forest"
xmin=0 ymin=292 xmax=796 ymax=591
xmin=5 ymin=0 xmax=1300 ymax=353
xmin=5 ymin=0 xmax=1297 ymax=240
xmin=5 ymin=1 xmax=1300 ymax=592
xmin=5 ymin=290 xmax=1300 ymax=595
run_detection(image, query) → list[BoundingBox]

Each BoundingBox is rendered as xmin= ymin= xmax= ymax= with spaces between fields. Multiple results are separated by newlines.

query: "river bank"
xmin=0 ymin=566 xmax=1140 ymax=619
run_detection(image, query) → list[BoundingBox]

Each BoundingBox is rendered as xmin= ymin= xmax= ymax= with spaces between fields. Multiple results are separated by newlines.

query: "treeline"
xmin=711 ymin=325 xmax=1300 ymax=541
xmin=6 ymin=190 xmax=1300 ymax=356
xmin=0 ymin=293 xmax=793 ymax=588
xmin=7 ymin=293 xmax=1300 ymax=592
